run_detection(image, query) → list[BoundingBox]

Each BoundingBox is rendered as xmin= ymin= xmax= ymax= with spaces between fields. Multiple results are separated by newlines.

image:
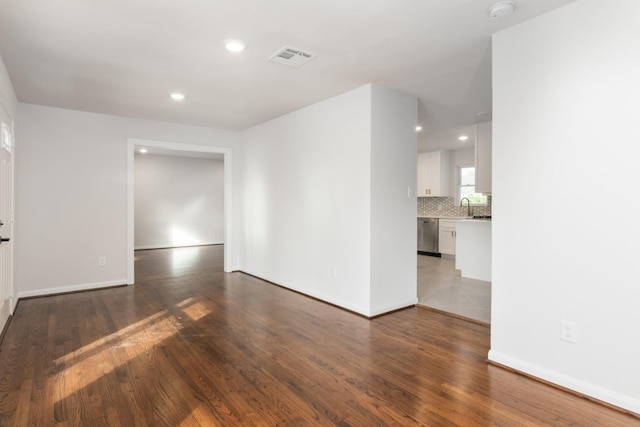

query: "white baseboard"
xmin=134 ymin=242 xmax=222 ymax=250
xmin=0 ymin=301 xmax=10 ymax=335
xmin=488 ymin=350 xmax=640 ymax=415
xmin=370 ymin=298 xmax=418 ymax=317
xmin=18 ymin=279 xmax=128 ymax=299
xmin=239 ymin=269 xmax=417 ymax=318
xmin=240 ymin=269 xmax=370 ymax=316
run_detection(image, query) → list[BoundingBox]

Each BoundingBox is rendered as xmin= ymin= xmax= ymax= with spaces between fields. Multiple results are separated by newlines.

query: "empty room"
xmin=1 ymin=0 xmax=639 ymax=425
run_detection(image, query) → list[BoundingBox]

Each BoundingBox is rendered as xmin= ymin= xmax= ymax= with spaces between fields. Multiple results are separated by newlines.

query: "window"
xmin=459 ymin=166 xmax=487 ymax=205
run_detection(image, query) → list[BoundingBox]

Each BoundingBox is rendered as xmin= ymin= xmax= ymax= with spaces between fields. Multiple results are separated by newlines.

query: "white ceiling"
xmin=0 ymin=0 xmax=573 ymax=151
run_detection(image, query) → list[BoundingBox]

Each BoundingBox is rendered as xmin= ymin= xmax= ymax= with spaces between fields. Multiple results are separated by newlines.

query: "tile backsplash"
xmin=418 ymin=196 xmax=492 ymax=217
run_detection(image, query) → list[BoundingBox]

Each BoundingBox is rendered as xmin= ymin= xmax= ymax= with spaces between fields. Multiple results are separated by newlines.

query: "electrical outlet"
xmin=98 ymin=256 xmax=106 ymax=267
xmin=332 ymin=267 xmax=337 ymax=278
xmin=561 ymin=320 xmax=577 ymax=343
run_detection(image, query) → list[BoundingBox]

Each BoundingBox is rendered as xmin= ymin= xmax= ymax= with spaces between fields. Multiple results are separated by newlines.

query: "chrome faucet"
xmin=460 ymin=197 xmax=472 ymax=217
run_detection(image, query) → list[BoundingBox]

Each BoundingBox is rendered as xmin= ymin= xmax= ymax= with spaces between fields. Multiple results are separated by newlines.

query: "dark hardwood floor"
xmin=0 ymin=245 xmax=637 ymax=426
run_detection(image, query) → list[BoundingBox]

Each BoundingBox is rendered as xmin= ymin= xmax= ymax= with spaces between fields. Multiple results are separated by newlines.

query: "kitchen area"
xmin=416 ymin=121 xmax=492 ymax=324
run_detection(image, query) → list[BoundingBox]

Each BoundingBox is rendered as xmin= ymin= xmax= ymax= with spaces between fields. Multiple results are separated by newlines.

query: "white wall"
xmin=0 ymin=57 xmax=17 ymax=116
xmin=16 ymin=104 xmax=239 ymax=297
xmin=240 ymin=84 xmax=417 ymax=316
xmin=491 ymin=0 xmax=640 ymax=413
xmin=134 ymin=154 xmax=224 ymax=249
xmin=475 ymin=121 xmax=492 ymax=193
xmin=240 ymin=85 xmax=373 ymax=314
xmin=369 ymin=85 xmax=418 ymax=314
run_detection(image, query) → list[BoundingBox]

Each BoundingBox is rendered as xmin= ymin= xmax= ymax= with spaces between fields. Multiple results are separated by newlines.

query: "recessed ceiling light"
xmin=458 ymin=135 xmax=469 ymax=141
xmin=224 ymin=39 xmax=246 ymax=52
xmin=139 ymin=148 xmax=148 ymax=153
xmin=170 ymin=92 xmax=185 ymax=101
xmin=416 ymin=126 xmax=423 ymax=132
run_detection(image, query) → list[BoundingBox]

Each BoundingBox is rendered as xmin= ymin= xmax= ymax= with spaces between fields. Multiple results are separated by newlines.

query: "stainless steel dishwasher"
xmin=417 ymin=217 xmax=440 ymax=256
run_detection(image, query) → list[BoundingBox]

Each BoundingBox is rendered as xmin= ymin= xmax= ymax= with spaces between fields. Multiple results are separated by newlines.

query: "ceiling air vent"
xmin=269 ymin=46 xmax=316 ymax=67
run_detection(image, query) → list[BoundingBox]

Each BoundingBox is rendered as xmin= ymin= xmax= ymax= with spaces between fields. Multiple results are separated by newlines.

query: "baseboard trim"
xmin=134 ymin=242 xmax=222 ymax=250
xmin=369 ymin=304 xmax=416 ymax=319
xmin=488 ymin=350 xmax=640 ymax=417
xmin=416 ymin=304 xmax=490 ymax=327
xmin=238 ymin=270 xmax=414 ymax=319
xmin=18 ymin=280 xmax=128 ymax=299
xmin=0 ymin=313 xmax=12 ymax=347
xmin=370 ymin=299 xmax=418 ymax=317
xmin=238 ymin=270 xmax=373 ymax=318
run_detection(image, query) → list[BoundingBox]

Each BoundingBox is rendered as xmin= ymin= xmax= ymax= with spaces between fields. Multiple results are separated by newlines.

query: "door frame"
xmin=0 ymin=105 xmax=15 ymax=318
xmin=126 ymin=138 xmax=233 ymax=284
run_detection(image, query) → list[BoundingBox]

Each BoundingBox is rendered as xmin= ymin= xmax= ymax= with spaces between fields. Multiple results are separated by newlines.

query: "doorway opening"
xmin=0 ymin=105 xmax=15 ymax=326
xmin=126 ymin=138 xmax=233 ymax=284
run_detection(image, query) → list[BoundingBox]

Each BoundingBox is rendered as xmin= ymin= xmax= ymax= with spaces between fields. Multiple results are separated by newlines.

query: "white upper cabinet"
xmin=475 ymin=121 xmax=492 ymax=194
xmin=417 ymin=150 xmax=450 ymax=197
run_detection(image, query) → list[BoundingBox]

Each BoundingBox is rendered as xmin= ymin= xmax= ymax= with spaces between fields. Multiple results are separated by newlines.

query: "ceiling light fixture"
xmin=489 ymin=0 xmax=515 ymax=18
xmin=224 ymin=39 xmax=246 ymax=53
xmin=139 ymin=148 xmax=148 ymax=153
xmin=416 ymin=126 xmax=423 ymax=132
xmin=170 ymin=92 xmax=185 ymax=101
xmin=458 ymin=135 xmax=469 ymax=141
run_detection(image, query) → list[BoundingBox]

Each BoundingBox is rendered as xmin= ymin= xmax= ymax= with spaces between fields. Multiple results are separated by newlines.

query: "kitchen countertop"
xmin=417 ymin=216 xmax=472 ymax=219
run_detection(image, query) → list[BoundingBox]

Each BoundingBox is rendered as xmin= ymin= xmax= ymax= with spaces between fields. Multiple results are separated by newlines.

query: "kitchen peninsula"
xmin=455 ymin=219 xmax=492 ymax=281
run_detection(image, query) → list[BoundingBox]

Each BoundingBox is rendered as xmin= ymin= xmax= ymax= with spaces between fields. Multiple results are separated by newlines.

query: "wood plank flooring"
xmin=0 ymin=245 xmax=637 ymax=426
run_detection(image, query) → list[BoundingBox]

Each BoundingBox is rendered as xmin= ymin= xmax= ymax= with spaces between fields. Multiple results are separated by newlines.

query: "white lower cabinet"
xmin=455 ymin=220 xmax=492 ymax=281
xmin=438 ymin=220 xmax=458 ymax=258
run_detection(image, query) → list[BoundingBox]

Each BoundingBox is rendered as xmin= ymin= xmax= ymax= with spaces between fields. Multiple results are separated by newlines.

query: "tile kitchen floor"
xmin=417 ymin=254 xmax=491 ymax=324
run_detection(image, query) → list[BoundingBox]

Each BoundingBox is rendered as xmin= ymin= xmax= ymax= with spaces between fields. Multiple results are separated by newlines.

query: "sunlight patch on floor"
xmin=52 ymin=296 xmax=214 ymax=403
xmin=171 ymin=246 xmax=200 ymax=271
xmin=176 ymin=297 xmax=211 ymax=321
